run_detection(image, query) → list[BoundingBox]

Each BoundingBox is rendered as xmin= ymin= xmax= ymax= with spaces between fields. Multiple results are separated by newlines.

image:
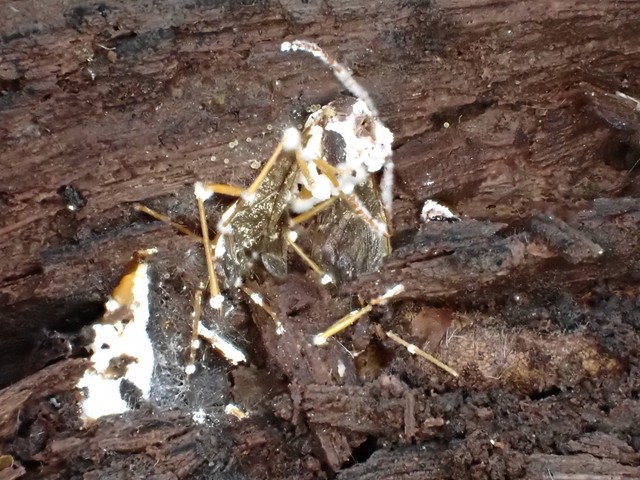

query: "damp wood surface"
xmin=1 ymin=0 xmax=640 ymax=479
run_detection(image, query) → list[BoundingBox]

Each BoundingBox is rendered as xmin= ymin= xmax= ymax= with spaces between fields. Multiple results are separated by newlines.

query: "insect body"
xmin=138 ymin=41 xmax=455 ymax=377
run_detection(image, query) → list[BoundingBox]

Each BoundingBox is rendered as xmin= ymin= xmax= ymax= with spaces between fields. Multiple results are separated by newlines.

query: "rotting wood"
xmin=1 ymin=0 xmax=640 ymax=478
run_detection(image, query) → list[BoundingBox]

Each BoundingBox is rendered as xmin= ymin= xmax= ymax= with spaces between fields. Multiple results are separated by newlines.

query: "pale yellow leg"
xmin=313 ymin=284 xmax=404 ymax=345
xmin=385 ymin=331 xmax=459 ymax=378
xmin=285 ymin=232 xmax=333 ymax=285
xmin=134 ymin=203 xmax=201 ymax=240
xmin=290 ymin=197 xmax=338 ymax=225
xmin=241 ymin=285 xmax=284 ymax=335
xmin=196 ymin=197 xmax=223 ymax=309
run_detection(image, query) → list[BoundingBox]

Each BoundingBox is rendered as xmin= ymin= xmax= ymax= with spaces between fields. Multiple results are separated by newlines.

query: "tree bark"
xmin=1 ymin=0 xmax=639 ymax=478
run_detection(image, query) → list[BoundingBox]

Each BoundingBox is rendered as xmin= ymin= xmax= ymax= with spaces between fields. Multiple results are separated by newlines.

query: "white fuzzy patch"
xmin=209 ymin=294 xmax=225 ymax=310
xmin=381 ymin=284 xmax=405 ymax=300
xmin=194 ymin=182 xmax=213 ymax=201
xmin=214 ymin=238 xmax=226 ymax=259
xmin=420 ymin=200 xmax=460 ymax=222
xmin=312 ymin=335 xmax=328 ymax=346
xmin=241 ymin=190 xmax=256 ymax=204
xmin=225 ymin=403 xmax=249 ymax=420
xmin=192 ymin=408 xmax=207 ymax=424
xmin=250 ymin=292 xmax=264 ymax=306
xmin=198 ymin=323 xmax=246 ymax=365
xmin=185 ymin=364 xmax=196 ymax=375
xmin=282 ymin=127 xmax=301 ymax=152
xmin=77 ymin=261 xmax=155 ymax=422
xmin=321 ymin=273 xmax=333 ymax=285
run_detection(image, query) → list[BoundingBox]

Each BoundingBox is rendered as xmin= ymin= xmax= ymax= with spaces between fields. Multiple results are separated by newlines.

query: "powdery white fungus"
xmin=420 ymin=200 xmax=460 ymax=222
xmin=276 ymin=322 xmax=285 ymax=336
xmin=407 ymin=345 xmax=417 ymax=355
xmin=185 ymin=364 xmax=196 ymax=375
xmin=198 ymin=323 xmax=247 ymax=365
xmin=76 ymin=260 xmax=155 ymax=422
xmin=194 ymin=182 xmax=213 ymax=201
xmin=192 ymin=408 xmax=207 ymax=424
xmin=241 ymin=190 xmax=256 ymax=204
xmin=225 ymin=403 xmax=249 ymax=420
xmin=380 ymin=159 xmax=394 ymax=217
xmin=321 ymin=273 xmax=334 ymax=285
xmin=287 ymin=230 xmax=298 ymax=242
xmin=105 ymin=298 xmax=120 ymax=313
xmin=214 ymin=238 xmax=226 ymax=259
xmin=282 ymin=127 xmax=301 ymax=151
xmin=250 ymin=292 xmax=264 ymax=306
xmin=312 ymin=335 xmax=328 ymax=346
xmin=209 ymin=294 xmax=225 ymax=310
xmin=380 ymin=284 xmax=405 ymax=302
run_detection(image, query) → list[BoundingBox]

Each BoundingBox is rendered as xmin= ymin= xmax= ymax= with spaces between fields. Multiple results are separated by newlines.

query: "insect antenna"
xmin=281 ymin=40 xmax=379 ymax=117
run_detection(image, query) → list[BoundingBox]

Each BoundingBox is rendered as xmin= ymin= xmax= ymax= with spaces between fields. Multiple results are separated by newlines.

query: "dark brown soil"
xmin=2 ymin=1 xmax=640 ymax=479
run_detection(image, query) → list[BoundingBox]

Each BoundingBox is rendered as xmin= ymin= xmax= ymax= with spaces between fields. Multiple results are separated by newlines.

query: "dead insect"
xmin=137 ymin=40 xmax=457 ymax=378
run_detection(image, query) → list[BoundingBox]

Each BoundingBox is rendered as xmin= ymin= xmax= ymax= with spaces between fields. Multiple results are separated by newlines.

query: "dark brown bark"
xmin=1 ymin=0 xmax=640 ymax=478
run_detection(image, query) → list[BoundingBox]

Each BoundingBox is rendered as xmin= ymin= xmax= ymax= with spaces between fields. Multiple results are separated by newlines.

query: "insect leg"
xmin=339 ymin=191 xmax=390 ymax=237
xmin=285 ymin=231 xmax=334 ymax=285
xmin=385 ymin=331 xmax=459 ymax=378
xmin=186 ymin=286 xmax=246 ymax=373
xmin=290 ymin=197 xmax=338 ymax=225
xmin=313 ymin=284 xmax=404 ymax=346
xmin=194 ymin=183 xmax=224 ymax=309
xmin=134 ymin=204 xmax=202 ymax=240
xmin=240 ymin=285 xmax=284 ymax=335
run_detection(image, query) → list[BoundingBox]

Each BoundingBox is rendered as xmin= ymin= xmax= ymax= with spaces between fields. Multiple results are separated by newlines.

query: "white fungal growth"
xmin=312 ymin=335 xmax=328 ymax=346
xmin=209 ymin=294 xmax=225 ymax=310
xmin=185 ymin=364 xmax=196 ymax=376
xmin=76 ymin=259 xmax=155 ymax=422
xmin=282 ymin=127 xmax=301 ymax=151
xmin=225 ymin=403 xmax=249 ymax=420
xmin=249 ymin=292 xmax=264 ymax=306
xmin=198 ymin=323 xmax=247 ymax=365
xmin=194 ymin=182 xmax=213 ymax=201
xmin=287 ymin=230 xmax=298 ymax=242
xmin=321 ymin=273 xmax=334 ymax=285
xmin=214 ymin=238 xmax=226 ymax=259
xmin=281 ymin=40 xmax=379 ymax=116
xmin=380 ymin=284 xmax=405 ymax=302
xmin=337 ymin=360 xmax=346 ymax=378
xmin=192 ymin=408 xmax=207 ymax=424
xmin=241 ymin=190 xmax=256 ymax=205
xmin=420 ymin=200 xmax=460 ymax=222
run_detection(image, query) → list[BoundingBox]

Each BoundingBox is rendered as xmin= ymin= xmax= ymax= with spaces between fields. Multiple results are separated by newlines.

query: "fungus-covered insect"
xmin=137 ymin=41 xmax=404 ymax=368
xmin=76 ymin=40 xmax=458 ymax=424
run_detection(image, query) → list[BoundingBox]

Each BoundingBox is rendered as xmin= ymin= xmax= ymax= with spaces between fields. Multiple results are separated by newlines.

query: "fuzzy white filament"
xmin=198 ymin=323 xmax=247 ymax=365
xmin=281 ymin=40 xmax=378 ymax=116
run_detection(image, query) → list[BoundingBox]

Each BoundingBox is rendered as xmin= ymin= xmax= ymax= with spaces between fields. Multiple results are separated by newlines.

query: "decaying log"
xmin=1 ymin=0 xmax=640 ymax=478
